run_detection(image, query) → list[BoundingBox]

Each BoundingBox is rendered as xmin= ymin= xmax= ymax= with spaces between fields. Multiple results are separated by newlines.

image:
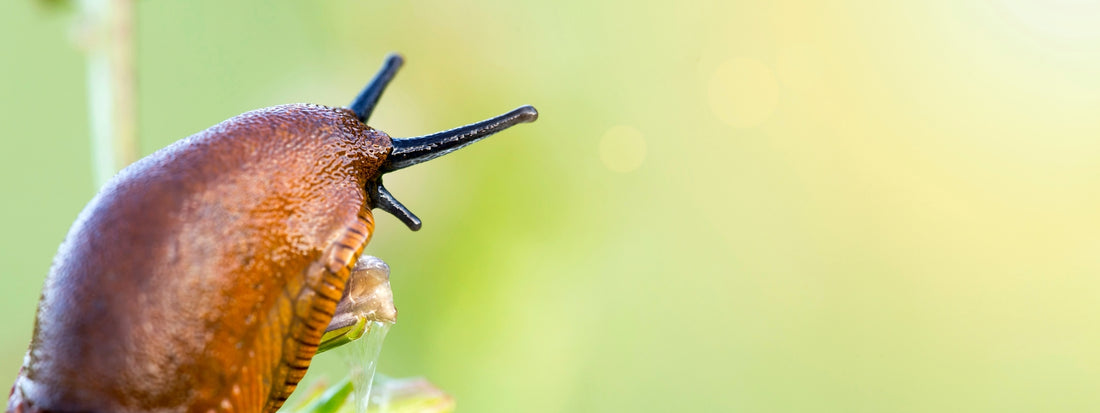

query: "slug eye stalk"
xmin=349 ymin=53 xmax=404 ymax=123
xmin=384 ymin=105 xmax=539 ymax=172
xmin=349 ymin=54 xmax=539 ymax=231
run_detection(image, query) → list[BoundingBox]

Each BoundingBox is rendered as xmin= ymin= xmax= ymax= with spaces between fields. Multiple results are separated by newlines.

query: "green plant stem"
xmin=79 ymin=0 xmax=138 ymax=188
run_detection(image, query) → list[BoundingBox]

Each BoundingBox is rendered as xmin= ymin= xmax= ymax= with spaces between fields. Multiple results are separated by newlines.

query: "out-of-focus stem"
xmin=79 ymin=0 xmax=138 ymax=188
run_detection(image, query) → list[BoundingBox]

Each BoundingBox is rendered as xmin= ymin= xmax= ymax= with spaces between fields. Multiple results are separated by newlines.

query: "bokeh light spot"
xmin=599 ymin=125 xmax=646 ymax=173
xmin=708 ymin=57 xmax=779 ymax=128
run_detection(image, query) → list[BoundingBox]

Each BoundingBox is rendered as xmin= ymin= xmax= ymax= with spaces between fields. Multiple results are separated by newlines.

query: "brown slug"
xmin=5 ymin=54 xmax=537 ymax=413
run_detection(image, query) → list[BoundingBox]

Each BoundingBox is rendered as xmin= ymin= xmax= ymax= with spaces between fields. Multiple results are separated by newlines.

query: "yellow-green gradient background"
xmin=4 ymin=1 xmax=1100 ymax=411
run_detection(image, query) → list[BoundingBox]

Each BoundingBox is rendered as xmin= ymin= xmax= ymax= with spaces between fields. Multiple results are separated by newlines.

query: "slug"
xmin=5 ymin=54 xmax=537 ymax=413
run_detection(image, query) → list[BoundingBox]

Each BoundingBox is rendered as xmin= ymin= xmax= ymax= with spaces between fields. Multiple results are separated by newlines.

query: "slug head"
xmin=348 ymin=54 xmax=538 ymax=231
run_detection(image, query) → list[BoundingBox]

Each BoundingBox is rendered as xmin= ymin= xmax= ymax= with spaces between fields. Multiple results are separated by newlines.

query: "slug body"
xmin=14 ymin=105 xmax=385 ymax=413
xmin=7 ymin=55 xmax=537 ymax=413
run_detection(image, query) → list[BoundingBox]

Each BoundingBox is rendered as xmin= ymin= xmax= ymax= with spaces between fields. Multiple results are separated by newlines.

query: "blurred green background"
xmin=4 ymin=1 xmax=1100 ymax=412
